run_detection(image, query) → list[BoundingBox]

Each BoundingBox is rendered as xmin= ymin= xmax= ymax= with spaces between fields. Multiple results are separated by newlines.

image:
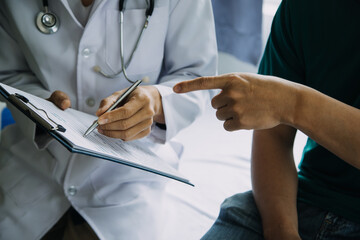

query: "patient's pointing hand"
xmin=47 ymin=90 xmax=71 ymax=110
xmin=173 ymin=73 xmax=298 ymax=131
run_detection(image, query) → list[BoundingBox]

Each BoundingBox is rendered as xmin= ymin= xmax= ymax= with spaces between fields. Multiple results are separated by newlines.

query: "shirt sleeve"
xmin=258 ymin=0 xmax=305 ymax=85
xmin=153 ymin=0 xmax=218 ymax=142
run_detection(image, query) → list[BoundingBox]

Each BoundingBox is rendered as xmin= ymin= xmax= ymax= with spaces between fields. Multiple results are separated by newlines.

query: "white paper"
xmin=0 ymin=83 xmax=190 ymax=184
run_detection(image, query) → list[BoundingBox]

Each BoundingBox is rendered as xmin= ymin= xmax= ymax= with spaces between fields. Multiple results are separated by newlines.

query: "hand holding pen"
xmin=83 ymin=79 xmax=142 ymax=137
xmin=84 ymin=77 xmax=165 ymax=141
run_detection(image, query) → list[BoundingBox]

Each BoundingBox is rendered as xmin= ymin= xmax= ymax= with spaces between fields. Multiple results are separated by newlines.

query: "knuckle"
xmin=227 ymin=74 xmax=241 ymax=86
xmin=136 ymin=91 xmax=147 ymax=100
xmin=145 ymin=107 xmax=155 ymax=117
xmin=146 ymin=118 xmax=153 ymax=126
xmin=143 ymin=93 xmax=151 ymax=101
xmin=229 ymin=73 xmax=240 ymax=80
xmin=227 ymin=74 xmax=237 ymax=81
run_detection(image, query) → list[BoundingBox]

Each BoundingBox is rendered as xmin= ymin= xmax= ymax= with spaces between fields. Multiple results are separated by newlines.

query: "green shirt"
xmin=258 ymin=0 xmax=360 ymax=223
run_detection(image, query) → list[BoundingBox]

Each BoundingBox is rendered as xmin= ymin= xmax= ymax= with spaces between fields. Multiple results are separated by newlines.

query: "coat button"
xmin=82 ymin=48 xmax=91 ymax=58
xmin=67 ymin=186 xmax=77 ymax=196
xmin=86 ymin=97 xmax=95 ymax=107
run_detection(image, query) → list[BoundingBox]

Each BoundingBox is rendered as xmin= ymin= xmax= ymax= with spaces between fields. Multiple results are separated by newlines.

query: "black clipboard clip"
xmin=10 ymin=93 xmax=66 ymax=133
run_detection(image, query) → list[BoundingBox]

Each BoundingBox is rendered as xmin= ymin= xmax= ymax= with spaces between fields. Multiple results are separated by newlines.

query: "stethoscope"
xmin=36 ymin=0 xmax=155 ymax=83
xmin=36 ymin=0 xmax=59 ymax=34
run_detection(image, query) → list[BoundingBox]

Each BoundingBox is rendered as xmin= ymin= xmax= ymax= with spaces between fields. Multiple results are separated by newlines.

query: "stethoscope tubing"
xmin=97 ymin=0 xmax=155 ymax=82
xmin=36 ymin=0 xmax=155 ymax=83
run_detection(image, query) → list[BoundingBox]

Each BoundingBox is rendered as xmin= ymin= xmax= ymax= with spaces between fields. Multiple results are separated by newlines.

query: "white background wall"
xmin=218 ymin=0 xmax=281 ymax=75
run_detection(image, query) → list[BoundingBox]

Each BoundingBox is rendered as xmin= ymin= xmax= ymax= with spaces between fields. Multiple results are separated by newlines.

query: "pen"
xmin=83 ymin=79 xmax=143 ymax=137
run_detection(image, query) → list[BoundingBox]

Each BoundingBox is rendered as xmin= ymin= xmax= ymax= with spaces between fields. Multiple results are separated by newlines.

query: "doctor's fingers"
xmin=96 ymin=90 xmax=126 ymax=116
xmin=98 ymin=107 xmax=154 ymax=131
xmin=47 ymin=90 xmax=71 ymax=110
xmin=98 ymin=118 xmax=152 ymax=141
xmin=122 ymin=128 xmax=152 ymax=141
xmin=98 ymin=96 xmax=144 ymax=124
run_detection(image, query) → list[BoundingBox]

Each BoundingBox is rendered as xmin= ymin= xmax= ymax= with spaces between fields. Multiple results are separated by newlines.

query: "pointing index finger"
xmin=173 ymin=76 xmax=228 ymax=93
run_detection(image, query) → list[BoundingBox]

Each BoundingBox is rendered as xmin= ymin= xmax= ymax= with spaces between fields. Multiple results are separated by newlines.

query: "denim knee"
xmin=201 ymin=191 xmax=263 ymax=240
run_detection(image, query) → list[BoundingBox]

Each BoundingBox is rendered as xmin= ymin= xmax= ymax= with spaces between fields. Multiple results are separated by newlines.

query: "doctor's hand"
xmin=95 ymin=86 xmax=164 ymax=141
xmin=47 ymin=90 xmax=71 ymax=110
xmin=173 ymin=73 xmax=299 ymax=131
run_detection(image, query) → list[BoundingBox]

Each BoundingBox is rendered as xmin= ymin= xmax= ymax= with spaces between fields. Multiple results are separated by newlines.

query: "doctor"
xmin=0 ymin=0 xmax=217 ymax=239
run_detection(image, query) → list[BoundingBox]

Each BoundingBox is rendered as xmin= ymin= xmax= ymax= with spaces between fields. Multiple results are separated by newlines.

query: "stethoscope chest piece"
xmin=36 ymin=11 xmax=59 ymax=34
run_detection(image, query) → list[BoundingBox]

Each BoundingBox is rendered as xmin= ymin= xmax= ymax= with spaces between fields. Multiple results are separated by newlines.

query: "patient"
xmin=174 ymin=0 xmax=360 ymax=239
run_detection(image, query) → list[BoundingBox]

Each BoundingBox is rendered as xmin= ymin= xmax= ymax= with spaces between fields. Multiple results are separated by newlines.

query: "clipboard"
xmin=7 ymin=92 xmax=66 ymax=132
xmin=0 ymin=83 xmax=193 ymax=186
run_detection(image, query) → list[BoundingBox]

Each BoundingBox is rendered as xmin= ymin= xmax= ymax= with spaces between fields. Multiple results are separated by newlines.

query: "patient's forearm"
xmin=287 ymin=84 xmax=360 ymax=169
xmin=252 ymin=126 xmax=300 ymax=240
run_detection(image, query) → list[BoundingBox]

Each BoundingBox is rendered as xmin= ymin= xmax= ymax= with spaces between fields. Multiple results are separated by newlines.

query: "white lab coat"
xmin=0 ymin=0 xmax=217 ymax=239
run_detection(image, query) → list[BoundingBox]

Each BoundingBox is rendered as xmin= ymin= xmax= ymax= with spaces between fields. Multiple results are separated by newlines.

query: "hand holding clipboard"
xmin=0 ymin=82 xmax=192 ymax=186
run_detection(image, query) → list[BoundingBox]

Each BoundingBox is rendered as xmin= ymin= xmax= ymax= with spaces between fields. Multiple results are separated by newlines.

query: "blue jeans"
xmin=201 ymin=191 xmax=360 ymax=240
